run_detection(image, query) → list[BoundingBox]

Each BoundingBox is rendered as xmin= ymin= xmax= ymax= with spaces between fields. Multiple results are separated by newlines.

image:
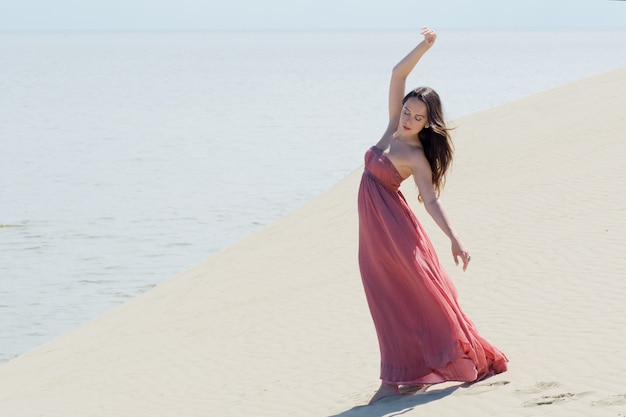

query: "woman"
xmin=358 ymin=27 xmax=508 ymax=404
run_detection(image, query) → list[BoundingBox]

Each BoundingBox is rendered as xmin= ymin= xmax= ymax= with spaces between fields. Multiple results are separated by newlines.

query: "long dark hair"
xmin=402 ymin=87 xmax=454 ymax=200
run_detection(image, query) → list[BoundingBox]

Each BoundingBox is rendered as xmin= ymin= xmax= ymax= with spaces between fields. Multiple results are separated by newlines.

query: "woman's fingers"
xmin=462 ymin=251 xmax=472 ymax=271
xmin=454 ymin=251 xmax=471 ymax=271
xmin=420 ymin=27 xmax=437 ymax=44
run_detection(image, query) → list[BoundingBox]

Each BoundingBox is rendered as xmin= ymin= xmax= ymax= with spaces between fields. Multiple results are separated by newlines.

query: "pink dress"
xmin=358 ymin=146 xmax=508 ymax=385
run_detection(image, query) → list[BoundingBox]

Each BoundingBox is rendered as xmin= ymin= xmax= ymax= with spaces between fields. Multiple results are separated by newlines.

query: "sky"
xmin=1 ymin=0 xmax=625 ymax=31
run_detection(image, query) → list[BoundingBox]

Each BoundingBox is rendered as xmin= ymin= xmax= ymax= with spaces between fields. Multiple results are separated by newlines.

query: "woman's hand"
xmin=421 ymin=27 xmax=437 ymax=46
xmin=451 ymin=237 xmax=471 ymax=272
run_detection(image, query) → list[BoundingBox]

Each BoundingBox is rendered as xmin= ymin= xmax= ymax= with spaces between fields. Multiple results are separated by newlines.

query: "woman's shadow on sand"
xmin=328 ymin=383 xmax=462 ymax=417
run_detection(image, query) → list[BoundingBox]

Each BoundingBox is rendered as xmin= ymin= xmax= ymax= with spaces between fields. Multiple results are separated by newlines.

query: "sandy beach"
xmin=1 ymin=66 xmax=625 ymax=417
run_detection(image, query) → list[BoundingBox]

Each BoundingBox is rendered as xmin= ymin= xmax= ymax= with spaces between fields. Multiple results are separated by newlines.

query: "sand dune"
xmin=1 ymin=67 xmax=625 ymax=417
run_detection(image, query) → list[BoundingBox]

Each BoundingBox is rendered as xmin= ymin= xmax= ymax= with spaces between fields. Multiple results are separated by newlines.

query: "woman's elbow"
xmin=423 ymin=197 xmax=440 ymax=213
xmin=391 ymin=65 xmax=408 ymax=79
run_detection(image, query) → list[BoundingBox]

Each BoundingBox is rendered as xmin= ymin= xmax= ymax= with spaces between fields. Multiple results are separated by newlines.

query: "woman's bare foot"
xmin=368 ymin=383 xmax=400 ymax=404
xmin=399 ymin=383 xmax=431 ymax=394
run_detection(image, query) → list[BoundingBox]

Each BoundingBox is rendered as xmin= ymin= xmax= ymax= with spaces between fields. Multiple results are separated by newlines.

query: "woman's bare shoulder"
xmin=405 ymin=145 xmax=431 ymax=173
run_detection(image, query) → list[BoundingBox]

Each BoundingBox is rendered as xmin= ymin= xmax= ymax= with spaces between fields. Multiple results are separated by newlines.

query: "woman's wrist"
xmin=419 ymin=40 xmax=433 ymax=51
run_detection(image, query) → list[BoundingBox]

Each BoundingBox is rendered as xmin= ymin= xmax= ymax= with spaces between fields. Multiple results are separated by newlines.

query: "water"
xmin=1 ymin=29 xmax=625 ymax=363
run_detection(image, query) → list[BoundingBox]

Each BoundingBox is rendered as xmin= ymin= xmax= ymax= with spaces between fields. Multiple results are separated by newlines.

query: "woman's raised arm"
xmin=376 ymin=27 xmax=437 ymax=148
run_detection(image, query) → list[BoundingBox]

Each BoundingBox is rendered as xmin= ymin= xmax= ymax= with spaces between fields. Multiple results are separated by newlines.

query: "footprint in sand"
xmin=461 ymin=380 xmax=510 ymax=395
xmin=516 ymin=381 xmax=597 ymax=407
xmin=523 ymin=392 xmax=575 ymax=407
xmin=591 ymin=394 xmax=626 ymax=406
xmin=522 ymin=391 xmax=595 ymax=407
xmin=515 ymin=381 xmax=560 ymax=395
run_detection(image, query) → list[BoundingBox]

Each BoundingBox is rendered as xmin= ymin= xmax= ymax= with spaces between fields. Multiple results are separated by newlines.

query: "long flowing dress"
xmin=358 ymin=145 xmax=508 ymax=385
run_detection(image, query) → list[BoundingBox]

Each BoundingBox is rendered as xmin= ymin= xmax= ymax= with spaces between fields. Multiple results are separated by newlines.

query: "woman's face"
xmin=399 ymin=97 xmax=428 ymax=136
